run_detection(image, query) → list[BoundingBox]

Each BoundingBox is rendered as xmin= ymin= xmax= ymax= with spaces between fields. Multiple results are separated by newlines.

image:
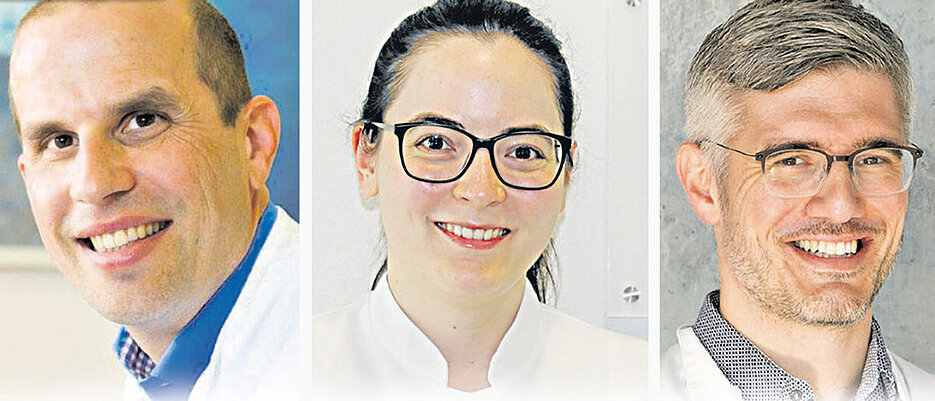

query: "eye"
xmin=52 ymin=134 xmax=75 ymax=149
xmin=775 ymin=156 xmax=805 ymax=166
xmin=121 ymin=111 xmax=171 ymax=142
xmin=128 ymin=113 xmax=158 ymax=129
xmin=415 ymin=135 xmax=453 ymax=151
xmin=507 ymin=145 xmax=545 ymax=160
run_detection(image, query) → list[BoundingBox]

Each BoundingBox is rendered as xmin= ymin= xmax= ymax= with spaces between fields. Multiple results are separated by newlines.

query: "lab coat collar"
xmin=369 ymin=277 xmax=544 ymax=391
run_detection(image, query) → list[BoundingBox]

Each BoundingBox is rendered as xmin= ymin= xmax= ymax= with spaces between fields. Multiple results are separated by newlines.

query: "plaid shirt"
xmin=693 ymin=291 xmax=898 ymax=401
xmin=115 ymin=328 xmax=156 ymax=381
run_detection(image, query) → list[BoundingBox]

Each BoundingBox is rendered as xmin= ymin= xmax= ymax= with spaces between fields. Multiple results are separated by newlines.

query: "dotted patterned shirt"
xmin=692 ymin=290 xmax=898 ymax=401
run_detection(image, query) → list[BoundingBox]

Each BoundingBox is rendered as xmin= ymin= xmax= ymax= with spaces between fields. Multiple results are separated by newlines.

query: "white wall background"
xmin=310 ymin=0 xmax=649 ymax=339
xmin=0 ymin=267 xmax=124 ymax=400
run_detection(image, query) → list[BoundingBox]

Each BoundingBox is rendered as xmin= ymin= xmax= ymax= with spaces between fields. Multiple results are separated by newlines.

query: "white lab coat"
xmin=122 ymin=207 xmax=299 ymax=401
xmin=312 ymin=277 xmax=647 ymax=401
xmin=661 ymin=326 xmax=935 ymax=401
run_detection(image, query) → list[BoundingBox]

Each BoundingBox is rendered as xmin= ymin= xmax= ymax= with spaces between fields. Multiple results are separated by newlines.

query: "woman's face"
xmin=360 ymin=34 xmax=570 ymax=300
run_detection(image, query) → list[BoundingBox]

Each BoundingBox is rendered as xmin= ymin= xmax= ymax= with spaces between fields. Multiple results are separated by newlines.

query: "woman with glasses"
xmin=312 ymin=0 xmax=646 ymax=399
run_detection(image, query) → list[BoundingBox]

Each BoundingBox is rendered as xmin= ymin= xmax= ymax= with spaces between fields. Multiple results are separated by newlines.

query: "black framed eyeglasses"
xmin=714 ymin=142 xmax=924 ymax=198
xmin=362 ymin=120 xmax=574 ymax=190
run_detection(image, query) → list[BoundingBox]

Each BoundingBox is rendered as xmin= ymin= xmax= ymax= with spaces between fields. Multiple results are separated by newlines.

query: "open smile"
xmin=791 ymin=239 xmax=864 ymax=259
xmin=434 ymin=222 xmax=511 ymax=250
xmin=78 ymin=220 xmax=172 ymax=252
xmin=435 ymin=222 xmax=511 ymax=241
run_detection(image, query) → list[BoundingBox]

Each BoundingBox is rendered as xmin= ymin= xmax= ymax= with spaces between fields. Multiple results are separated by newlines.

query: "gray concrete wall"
xmin=661 ymin=0 xmax=935 ymax=372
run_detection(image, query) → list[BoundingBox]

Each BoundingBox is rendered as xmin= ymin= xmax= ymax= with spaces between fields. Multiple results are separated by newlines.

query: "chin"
xmin=440 ymin=265 xmax=517 ymax=297
xmin=764 ymin=286 xmax=875 ymax=327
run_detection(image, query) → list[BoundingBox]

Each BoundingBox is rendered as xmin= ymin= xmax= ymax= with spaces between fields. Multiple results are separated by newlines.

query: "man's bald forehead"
xmin=12 ymin=0 xmax=252 ymax=128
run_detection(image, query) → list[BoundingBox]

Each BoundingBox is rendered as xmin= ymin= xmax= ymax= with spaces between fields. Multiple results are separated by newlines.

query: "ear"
xmin=17 ymin=153 xmax=27 ymax=179
xmin=241 ymin=95 xmax=281 ymax=192
xmin=675 ymin=142 xmax=720 ymax=225
xmin=354 ymin=121 xmax=379 ymax=197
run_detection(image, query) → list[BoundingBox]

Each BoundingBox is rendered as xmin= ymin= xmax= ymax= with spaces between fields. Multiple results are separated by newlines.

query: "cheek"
xmin=24 ymin=169 xmax=68 ymax=228
xmin=512 ymin=188 xmax=565 ymax=236
xmin=872 ymin=195 xmax=907 ymax=232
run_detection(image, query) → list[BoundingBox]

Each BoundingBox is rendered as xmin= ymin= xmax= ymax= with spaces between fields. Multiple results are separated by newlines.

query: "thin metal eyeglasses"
xmin=362 ymin=120 xmax=574 ymax=190
xmin=713 ymin=141 xmax=924 ymax=198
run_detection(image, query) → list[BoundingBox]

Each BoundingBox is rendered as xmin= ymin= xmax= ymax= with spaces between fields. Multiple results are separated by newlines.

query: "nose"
xmin=452 ymin=149 xmax=506 ymax=209
xmin=804 ymin=162 xmax=864 ymax=223
xmin=69 ymin=133 xmax=135 ymax=205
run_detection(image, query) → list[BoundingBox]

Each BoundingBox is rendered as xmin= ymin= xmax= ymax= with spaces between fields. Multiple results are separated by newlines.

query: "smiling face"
xmin=714 ymin=68 xmax=907 ymax=325
xmin=11 ymin=0 xmax=258 ymax=329
xmin=361 ymin=34 xmax=569 ymax=300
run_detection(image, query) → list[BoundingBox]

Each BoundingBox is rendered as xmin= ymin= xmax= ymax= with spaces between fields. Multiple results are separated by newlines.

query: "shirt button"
xmin=789 ymin=390 xmax=803 ymax=401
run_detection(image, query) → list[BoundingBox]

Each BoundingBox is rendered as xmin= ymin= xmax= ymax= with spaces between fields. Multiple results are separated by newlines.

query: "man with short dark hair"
xmin=9 ymin=0 xmax=298 ymax=399
xmin=664 ymin=1 xmax=935 ymax=400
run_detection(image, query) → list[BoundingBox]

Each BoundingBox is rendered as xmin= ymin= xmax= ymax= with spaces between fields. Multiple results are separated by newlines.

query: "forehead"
xmin=386 ymin=33 xmax=562 ymax=134
xmin=9 ymin=0 xmax=197 ymax=130
xmin=731 ymin=69 xmax=904 ymax=152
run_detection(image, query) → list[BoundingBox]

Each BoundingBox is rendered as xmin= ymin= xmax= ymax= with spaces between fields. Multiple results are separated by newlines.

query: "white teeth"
xmin=794 ymin=239 xmax=859 ymax=258
xmin=102 ymin=234 xmax=115 ymax=249
xmin=439 ymin=223 xmax=506 ymax=241
xmin=87 ymin=222 xmax=168 ymax=252
xmin=113 ymin=230 xmax=128 ymax=248
xmin=90 ymin=236 xmax=102 ymax=251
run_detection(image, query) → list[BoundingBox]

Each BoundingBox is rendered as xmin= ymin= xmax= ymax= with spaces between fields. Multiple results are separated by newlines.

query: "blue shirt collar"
xmin=113 ymin=203 xmax=278 ymax=401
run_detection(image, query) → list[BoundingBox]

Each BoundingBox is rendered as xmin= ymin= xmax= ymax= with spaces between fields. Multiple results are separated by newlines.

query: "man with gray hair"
xmin=664 ymin=0 xmax=935 ymax=399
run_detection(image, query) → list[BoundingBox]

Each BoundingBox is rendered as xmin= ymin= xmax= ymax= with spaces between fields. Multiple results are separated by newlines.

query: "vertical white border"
xmin=300 ymin=1 xmax=313 ymax=398
xmin=647 ymin=0 xmax=662 ymax=398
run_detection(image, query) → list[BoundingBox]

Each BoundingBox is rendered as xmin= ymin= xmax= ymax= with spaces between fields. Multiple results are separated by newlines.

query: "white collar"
xmin=368 ymin=276 xmax=545 ymax=390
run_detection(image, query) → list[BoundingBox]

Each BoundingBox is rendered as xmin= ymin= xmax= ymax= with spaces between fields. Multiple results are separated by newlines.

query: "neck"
xmin=385 ymin=265 xmax=526 ymax=392
xmin=719 ymin=283 xmax=873 ymax=401
xmin=125 ymin=325 xmax=179 ymax=364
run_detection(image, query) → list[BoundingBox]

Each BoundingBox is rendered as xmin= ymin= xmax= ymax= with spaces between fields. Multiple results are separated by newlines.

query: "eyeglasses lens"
xmin=400 ymin=126 xmax=565 ymax=189
xmin=762 ymin=148 xmax=916 ymax=197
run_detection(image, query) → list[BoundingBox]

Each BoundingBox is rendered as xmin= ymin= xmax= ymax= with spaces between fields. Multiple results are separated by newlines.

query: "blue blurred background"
xmin=0 ymin=0 xmax=299 ymax=247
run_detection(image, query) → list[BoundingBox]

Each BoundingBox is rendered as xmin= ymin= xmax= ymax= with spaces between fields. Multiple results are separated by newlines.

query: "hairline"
xmin=11 ymin=0 xmax=241 ymax=136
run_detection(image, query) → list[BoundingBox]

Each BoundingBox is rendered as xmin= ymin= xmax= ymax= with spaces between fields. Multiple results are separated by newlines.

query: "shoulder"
xmin=312 ymin=294 xmax=370 ymax=346
xmin=660 ymin=326 xmax=742 ymax=401
xmin=539 ymin=303 xmax=646 ymax=355
xmin=890 ymin=352 xmax=935 ymax=400
xmin=661 ymin=327 xmax=698 ymax=401
xmin=190 ymin=205 xmax=301 ymax=400
xmin=311 ymin=292 xmax=376 ymax=383
xmin=535 ymin=304 xmax=648 ymax=395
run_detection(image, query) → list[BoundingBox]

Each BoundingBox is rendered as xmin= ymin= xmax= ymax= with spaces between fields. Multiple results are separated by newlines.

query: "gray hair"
xmin=684 ymin=0 xmax=912 ymax=179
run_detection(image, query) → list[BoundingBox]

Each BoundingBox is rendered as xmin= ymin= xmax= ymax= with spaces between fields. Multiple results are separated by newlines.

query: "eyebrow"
xmin=22 ymin=87 xmax=183 ymax=144
xmin=757 ymin=140 xmax=823 ymax=155
xmin=406 ymin=112 xmax=554 ymax=135
xmin=758 ymin=136 xmax=907 ymax=155
xmin=108 ymin=87 xmax=183 ymax=119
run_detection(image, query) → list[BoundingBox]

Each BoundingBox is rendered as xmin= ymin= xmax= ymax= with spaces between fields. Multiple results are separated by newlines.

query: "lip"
xmin=75 ymin=217 xmax=172 ymax=272
xmin=435 ymin=221 xmax=510 ymax=250
xmin=785 ymin=236 xmax=874 ymax=273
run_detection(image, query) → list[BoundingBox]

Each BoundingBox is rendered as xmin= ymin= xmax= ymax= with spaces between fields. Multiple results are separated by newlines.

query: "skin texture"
xmin=677 ymin=69 xmax=907 ymax=400
xmin=355 ymin=34 xmax=571 ymax=392
xmin=11 ymin=0 xmax=280 ymax=361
